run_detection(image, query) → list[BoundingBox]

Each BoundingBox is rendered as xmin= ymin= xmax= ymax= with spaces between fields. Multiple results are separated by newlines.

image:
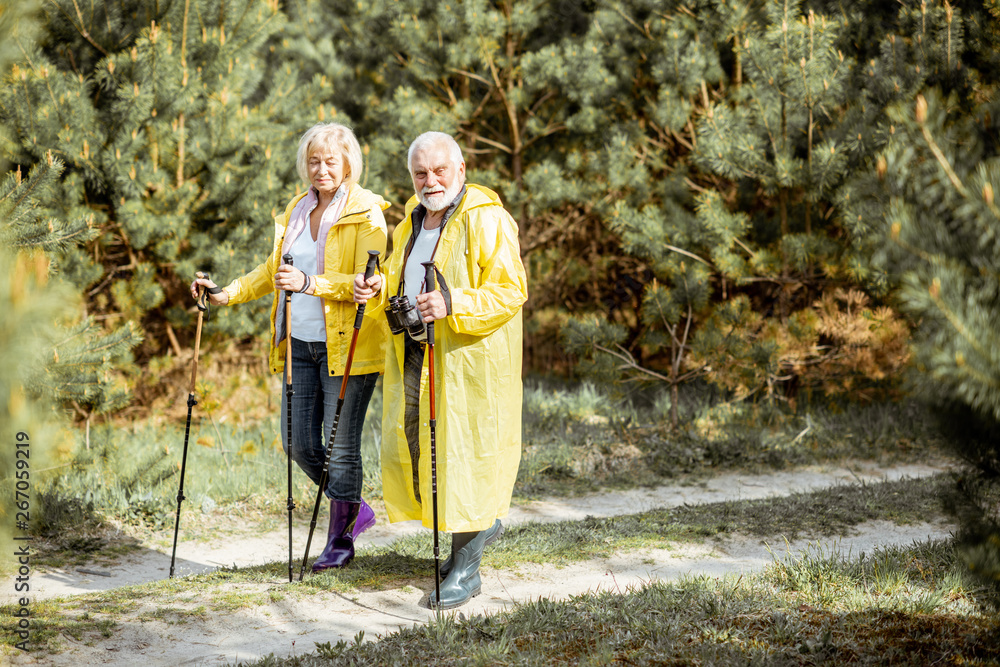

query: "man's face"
xmin=410 ymin=142 xmax=465 ymax=212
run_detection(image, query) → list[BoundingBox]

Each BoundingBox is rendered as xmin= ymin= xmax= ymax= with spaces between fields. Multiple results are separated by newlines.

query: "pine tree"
xmin=866 ymin=88 xmax=1000 ymax=599
xmin=0 ymin=0 xmax=326 ymax=357
xmin=687 ymin=0 xmax=903 ymax=407
xmin=834 ymin=0 xmax=1000 ymax=401
xmin=0 ymin=0 xmax=40 ymax=161
xmin=0 ymin=0 xmax=96 ymax=560
xmin=696 ymin=0 xmax=851 ymax=291
xmin=835 ymin=0 xmax=992 ymax=286
xmin=564 ymin=0 xmax=915 ymax=417
xmin=0 ymin=158 xmax=141 ymax=423
xmin=0 ymin=0 xmax=143 ymax=473
xmin=0 ymin=248 xmax=68 ymax=561
xmin=0 ymin=157 xmax=91 ymax=252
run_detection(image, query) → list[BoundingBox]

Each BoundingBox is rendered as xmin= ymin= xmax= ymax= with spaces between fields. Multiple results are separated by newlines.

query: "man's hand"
xmin=275 ymin=264 xmax=307 ymax=293
xmin=354 ymin=272 xmax=382 ymax=304
xmin=416 ymin=290 xmax=447 ymax=322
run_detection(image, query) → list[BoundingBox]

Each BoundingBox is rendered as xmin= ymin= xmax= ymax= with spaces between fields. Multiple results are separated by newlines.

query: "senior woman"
xmin=191 ymin=123 xmax=389 ymax=571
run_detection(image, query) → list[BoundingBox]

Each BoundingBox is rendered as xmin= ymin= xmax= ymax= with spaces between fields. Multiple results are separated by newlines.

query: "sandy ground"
xmin=5 ymin=461 xmax=953 ymax=666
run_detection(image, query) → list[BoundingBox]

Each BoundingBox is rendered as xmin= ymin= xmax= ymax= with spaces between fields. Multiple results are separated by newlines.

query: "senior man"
xmin=354 ymin=131 xmax=528 ymax=609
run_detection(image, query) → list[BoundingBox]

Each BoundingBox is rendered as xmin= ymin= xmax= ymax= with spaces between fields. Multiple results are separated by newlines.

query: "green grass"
xmin=326 ymin=473 xmax=954 ymax=584
xmin=0 ymin=381 xmax=974 ymax=662
xmin=274 ymin=541 xmax=998 ymax=666
xmin=516 ymin=380 xmax=947 ymax=497
xmin=26 ymin=388 xmax=384 ymax=566
xmin=22 ymin=380 xmax=948 ymax=568
xmin=0 ymin=473 xmax=965 ymax=657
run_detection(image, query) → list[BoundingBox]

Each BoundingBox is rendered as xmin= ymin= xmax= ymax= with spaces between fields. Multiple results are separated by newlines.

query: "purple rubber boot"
xmin=353 ymin=498 xmax=376 ymax=539
xmin=312 ymin=500 xmax=362 ymax=572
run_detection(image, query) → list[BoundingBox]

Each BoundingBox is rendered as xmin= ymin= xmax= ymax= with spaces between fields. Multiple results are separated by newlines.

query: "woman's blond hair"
xmin=296 ymin=123 xmax=364 ymax=189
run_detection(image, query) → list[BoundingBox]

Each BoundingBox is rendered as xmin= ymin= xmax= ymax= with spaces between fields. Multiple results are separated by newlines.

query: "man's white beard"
xmin=419 ymin=180 xmax=462 ymax=212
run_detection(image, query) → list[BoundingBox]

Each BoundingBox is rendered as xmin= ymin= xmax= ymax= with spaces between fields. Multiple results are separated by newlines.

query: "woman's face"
xmin=308 ymin=146 xmax=346 ymax=197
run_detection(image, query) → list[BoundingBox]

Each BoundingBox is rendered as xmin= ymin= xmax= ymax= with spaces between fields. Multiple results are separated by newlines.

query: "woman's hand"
xmin=354 ymin=272 xmax=382 ymax=304
xmin=275 ymin=264 xmax=308 ymax=293
xmin=191 ymin=276 xmax=229 ymax=306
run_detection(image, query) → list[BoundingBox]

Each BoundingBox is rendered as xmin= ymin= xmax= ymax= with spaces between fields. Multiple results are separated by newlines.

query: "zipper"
xmin=317 ymin=189 xmax=374 ymax=375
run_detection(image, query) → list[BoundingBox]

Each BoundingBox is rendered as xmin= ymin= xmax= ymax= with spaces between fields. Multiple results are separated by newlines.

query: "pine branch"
xmin=472 ymin=134 xmax=513 ymax=155
xmin=917 ymin=107 xmax=969 ymax=197
xmin=447 ymin=67 xmax=492 ymax=88
xmin=664 ymin=243 xmax=711 ymax=267
xmin=48 ymin=0 xmax=109 ymax=56
xmin=927 ymin=285 xmax=990 ymax=366
xmin=593 ymin=342 xmax=672 ymax=383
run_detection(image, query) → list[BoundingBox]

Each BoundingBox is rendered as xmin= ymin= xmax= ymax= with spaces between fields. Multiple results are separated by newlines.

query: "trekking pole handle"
xmin=421 ymin=261 xmax=436 ymax=343
xmin=282 ymin=254 xmax=295 ymax=294
xmin=282 ymin=254 xmax=294 ymax=385
xmin=195 ymin=271 xmax=209 ymax=312
xmin=354 ymin=250 xmax=380 ymax=329
xmin=364 ymin=250 xmax=379 ymax=281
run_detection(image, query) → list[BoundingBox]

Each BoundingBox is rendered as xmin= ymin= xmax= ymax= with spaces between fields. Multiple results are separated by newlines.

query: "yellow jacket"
xmin=380 ymin=184 xmax=528 ymax=533
xmin=223 ymin=183 xmax=390 ymax=376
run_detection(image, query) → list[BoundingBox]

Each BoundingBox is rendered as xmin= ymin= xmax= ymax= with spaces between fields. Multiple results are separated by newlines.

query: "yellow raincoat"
xmin=380 ymin=184 xmax=528 ymax=533
xmin=223 ymin=183 xmax=390 ymax=377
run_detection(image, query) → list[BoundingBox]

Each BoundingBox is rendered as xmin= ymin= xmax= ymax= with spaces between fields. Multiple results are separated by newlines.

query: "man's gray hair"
xmin=407 ymin=132 xmax=464 ymax=173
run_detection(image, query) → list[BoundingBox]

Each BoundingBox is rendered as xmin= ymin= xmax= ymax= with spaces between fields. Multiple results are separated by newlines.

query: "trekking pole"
xmin=283 ymin=253 xmax=296 ymax=583
xmin=298 ymin=250 xmax=380 ymax=580
xmin=170 ymin=271 xmax=210 ymax=578
xmin=421 ymin=261 xmax=442 ymax=610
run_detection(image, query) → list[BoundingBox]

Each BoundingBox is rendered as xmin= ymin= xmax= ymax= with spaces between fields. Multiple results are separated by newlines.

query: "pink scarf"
xmin=281 ymin=184 xmax=350 ymax=271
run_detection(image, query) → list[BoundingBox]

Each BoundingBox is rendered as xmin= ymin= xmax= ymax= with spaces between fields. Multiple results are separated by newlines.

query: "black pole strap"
xmin=195 ymin=271 xmax=213 ymax=321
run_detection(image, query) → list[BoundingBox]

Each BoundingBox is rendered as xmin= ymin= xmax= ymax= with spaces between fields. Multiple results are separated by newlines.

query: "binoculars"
xmin=385 ymin=295 xmax=427 ymax=342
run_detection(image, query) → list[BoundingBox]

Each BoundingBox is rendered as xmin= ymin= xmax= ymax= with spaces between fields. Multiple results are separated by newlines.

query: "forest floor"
xmin=5 ymin=460 xmax=953 ymax=666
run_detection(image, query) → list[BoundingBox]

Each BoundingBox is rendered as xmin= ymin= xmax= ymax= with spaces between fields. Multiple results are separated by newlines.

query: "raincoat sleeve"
xmin=312 ymin=204 xmax=388 ymax=303
xmin=447 ymin=207 xmax=528 ymax=337
xmin=223 ymin=238 xmax=281 ymax=306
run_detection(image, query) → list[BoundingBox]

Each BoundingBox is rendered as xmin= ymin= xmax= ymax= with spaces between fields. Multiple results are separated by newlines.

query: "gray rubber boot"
xmin=429 ymin=529 xmax=487 ymax=610
xmin=440 ymin=519 xmax=503 ymax=576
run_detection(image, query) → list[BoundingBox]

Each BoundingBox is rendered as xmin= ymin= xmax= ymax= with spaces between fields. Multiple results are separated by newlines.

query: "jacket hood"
xmin=344 ymin=183 xmax=391 ymax=217
xmin=279 ymin=183 xmax=390 ymax=226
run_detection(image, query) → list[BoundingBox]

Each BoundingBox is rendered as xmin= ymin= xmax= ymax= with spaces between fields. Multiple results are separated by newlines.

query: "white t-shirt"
xmin=288 ymin=228 xmax=326 ymax=342
xmin=403 ymin=223 xmax=442 ymax=307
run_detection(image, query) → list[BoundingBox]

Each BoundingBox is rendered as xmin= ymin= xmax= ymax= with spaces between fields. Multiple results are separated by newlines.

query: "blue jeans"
xmin=280 ymin=337 xmax=378 ymax=502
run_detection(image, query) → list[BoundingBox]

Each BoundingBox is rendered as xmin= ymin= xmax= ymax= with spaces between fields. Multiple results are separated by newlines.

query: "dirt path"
xmin=6 ymin=461 xmax=953 ymax=666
